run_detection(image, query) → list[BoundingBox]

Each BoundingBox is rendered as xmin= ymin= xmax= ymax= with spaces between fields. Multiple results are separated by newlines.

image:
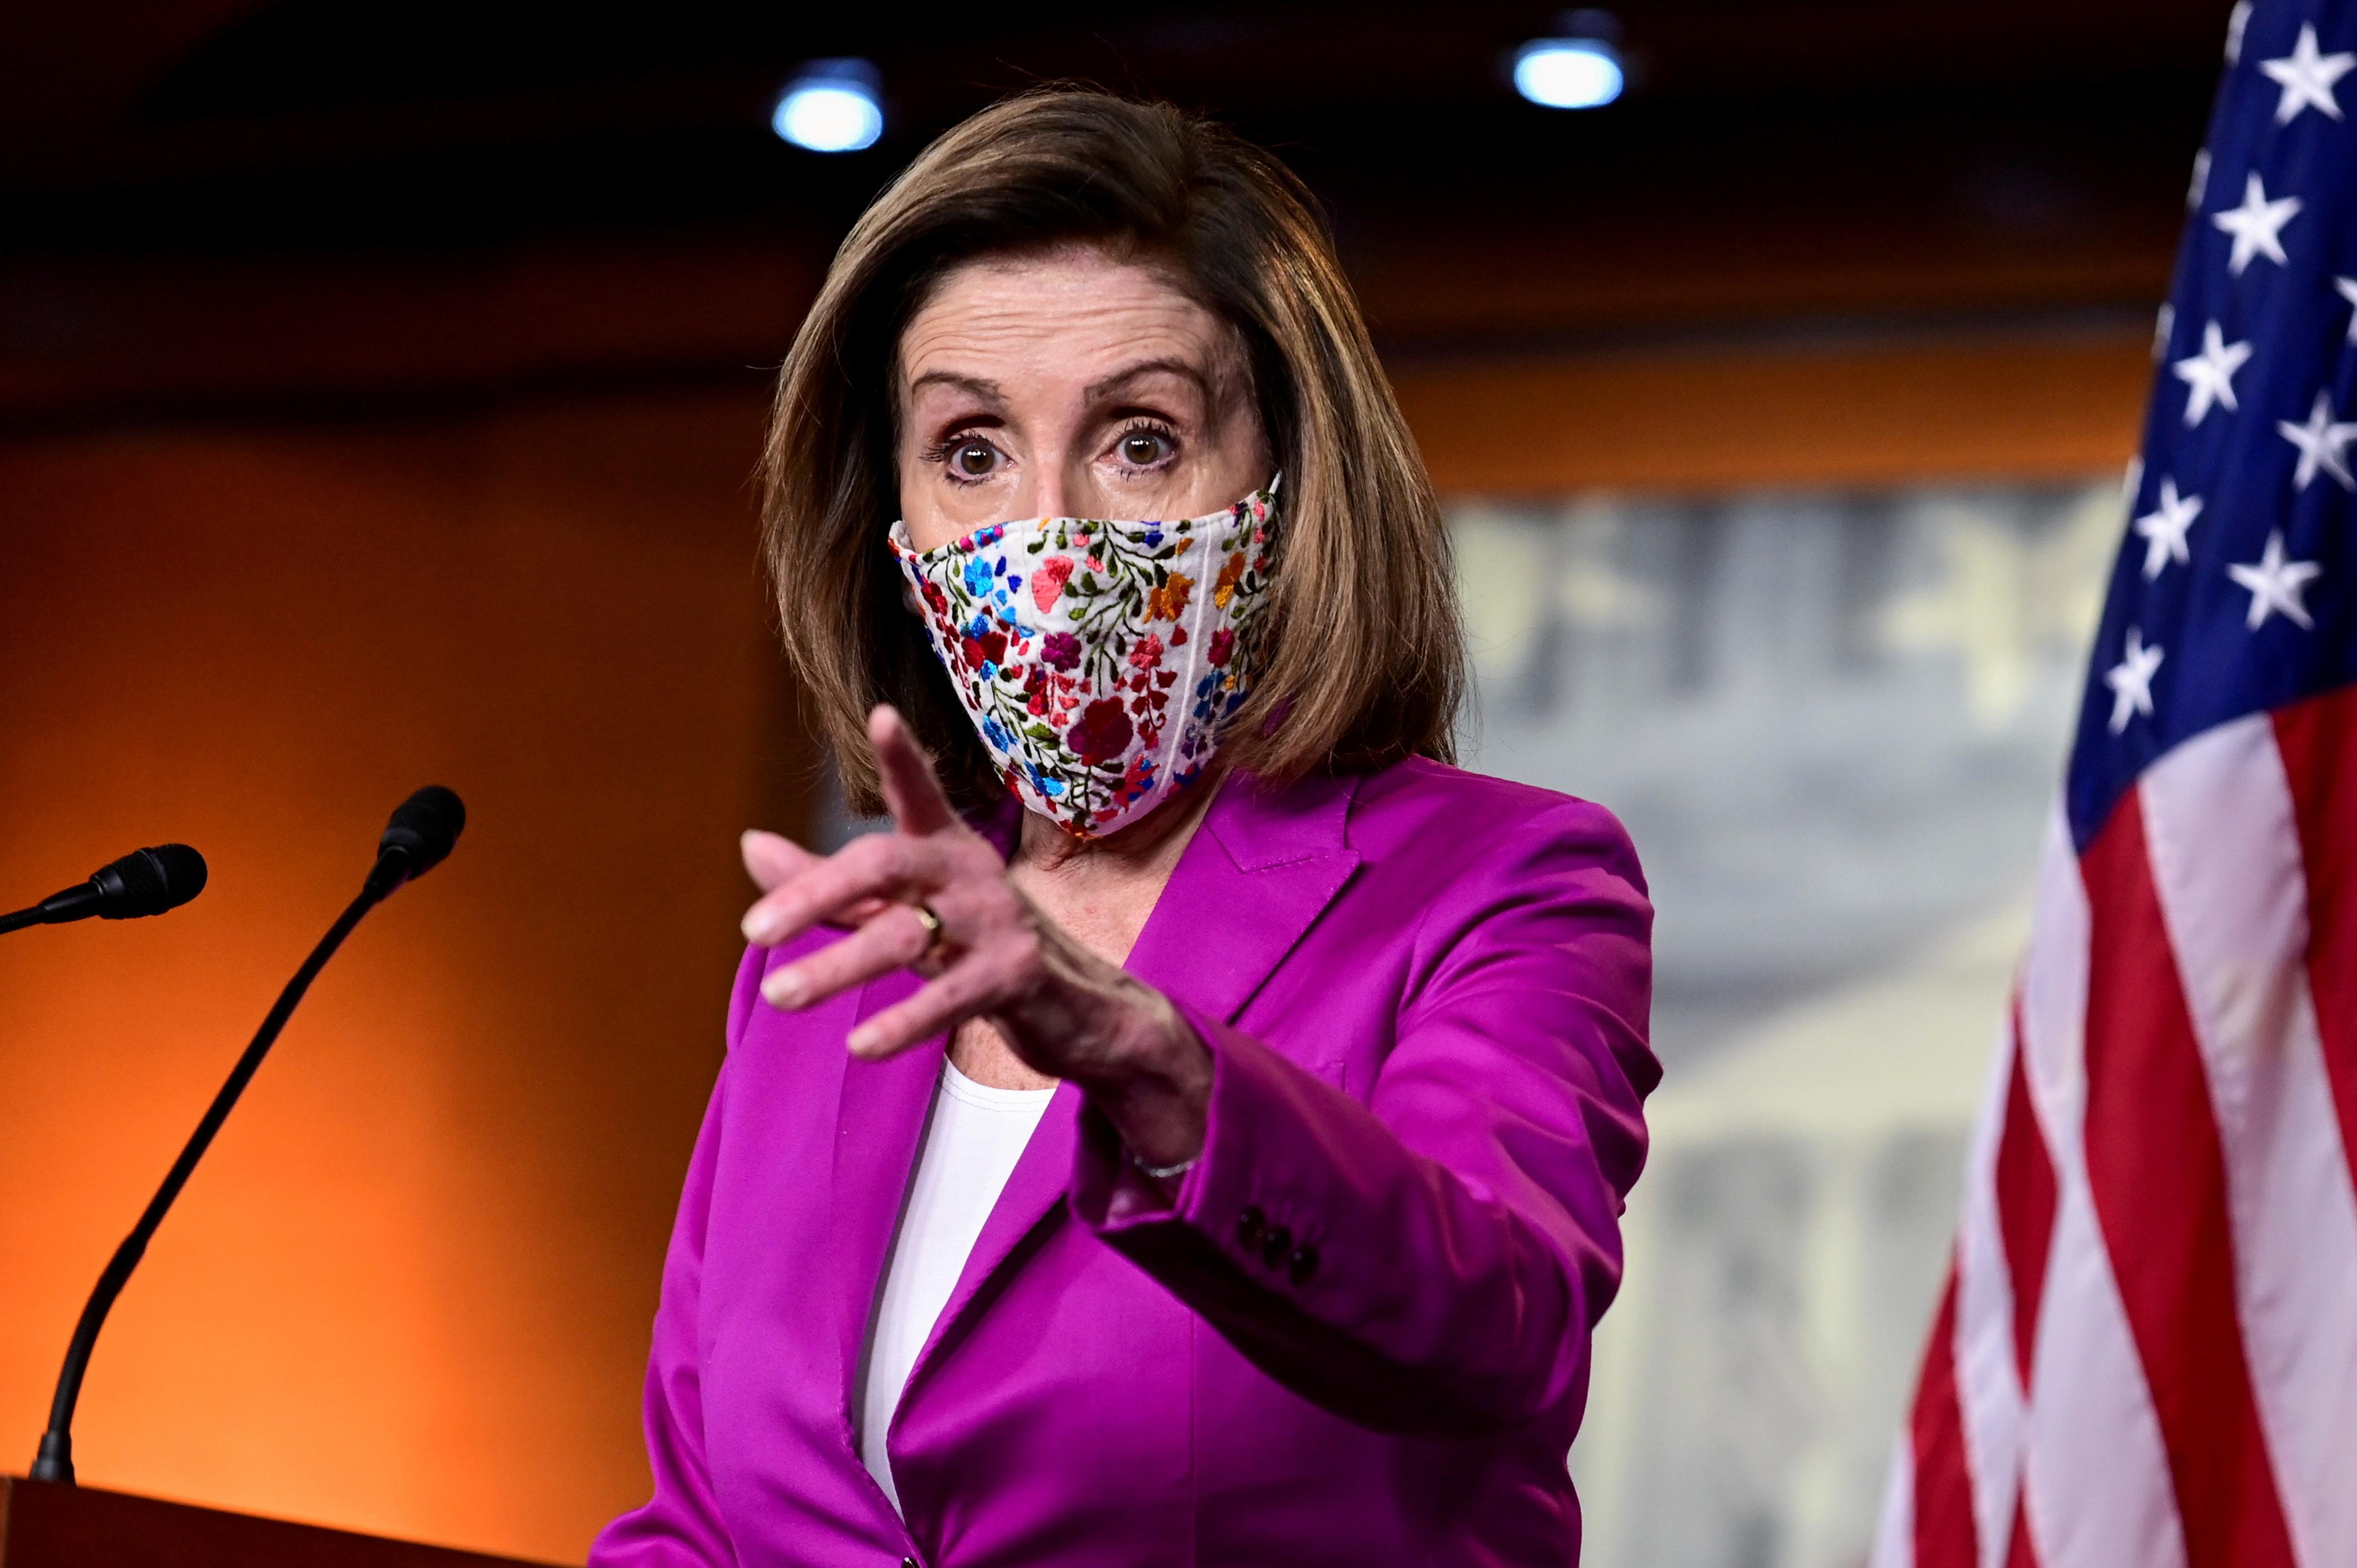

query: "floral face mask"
xmin=888 ymin=481 xmax=1279 ymax=837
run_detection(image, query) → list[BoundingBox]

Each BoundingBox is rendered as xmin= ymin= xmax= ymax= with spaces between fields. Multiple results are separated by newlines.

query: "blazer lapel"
xmin=893 ymin=1078 xmax=1083 ymax=1414
xmin=828 ymin=973 xmax=945 ymax=1439
xmin=1123 ymin=769 xmax=1364 ymax=1024
xmin=897 ymin=770 xmax=1364 ymax=1409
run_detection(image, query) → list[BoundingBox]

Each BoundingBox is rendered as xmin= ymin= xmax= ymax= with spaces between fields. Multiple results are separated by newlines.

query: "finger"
xmin=741 ymin=832 xmax=948 ymax=946
xmin=846 ymin=944 xmax=1019 ymax=1059
xmin=743 ymin=828 xmax=892 ymax=930
xmin=870 ymin=705 xmax=961 ymax=839
xmin=741 ymin=834 xmax=939 ymax=945
xmin=741 ymin=828 xmax=820 ymax=893
xmin=740 ymin=888 xmax=894 ymax=939
xmin=759 ymin=905 xmax=935 ymax=1011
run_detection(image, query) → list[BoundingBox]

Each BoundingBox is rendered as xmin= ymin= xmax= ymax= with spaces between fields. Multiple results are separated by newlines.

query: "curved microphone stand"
xmin=29 ymin=788 xmax=462 ymax=1484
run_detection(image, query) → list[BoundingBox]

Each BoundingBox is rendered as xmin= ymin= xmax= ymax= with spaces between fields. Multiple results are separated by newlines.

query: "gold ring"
xmin=910 ymin=900 xmax=946 ymax=960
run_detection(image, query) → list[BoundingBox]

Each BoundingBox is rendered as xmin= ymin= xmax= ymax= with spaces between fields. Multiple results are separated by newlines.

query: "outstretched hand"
xmin=736 ymin=706 xmax=1209 ymax=1165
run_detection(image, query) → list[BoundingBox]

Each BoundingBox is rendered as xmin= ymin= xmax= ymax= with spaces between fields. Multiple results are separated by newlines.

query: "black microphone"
xmin=28 ymin=787 xmax=466 ymax=1486
xmin=367 ymin=785 xmax=466 ymax=896
xmin=0 ymin=845 xmax=209 ymax=936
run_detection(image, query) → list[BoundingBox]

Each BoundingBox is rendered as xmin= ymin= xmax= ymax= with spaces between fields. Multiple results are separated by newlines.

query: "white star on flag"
xmin=2260 ymin=23 xmax=2355 ymax=123
xmin=2173 ymin=320 xmax=2253 ymax=425
xmin=2105 ymin=626 xmax=2164 ymax=733
xmin=2337 ymin=277 xmax=2357 ymax=343
xmin=2212 ymin=171 xmax=2302 ymax=274
xmin=2276 ymin=389 xmax=2357 ymax=489
xmin=2133 ymin=478 xmax=2203 ymax=578
xmin=2228 ymin=1 xmax=2252 ymax=65
xmin=2227 ymin=531 xmax=2323 ymax=630
xmin=2189 ymin=149 xmax=2211 ymax=210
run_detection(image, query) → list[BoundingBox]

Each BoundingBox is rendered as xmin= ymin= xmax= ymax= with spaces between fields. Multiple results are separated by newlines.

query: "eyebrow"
xmin=906 ymin=369 xmax=1004 ymax=403
xmin=1082 ymin=357 xmax=1212 ymax=406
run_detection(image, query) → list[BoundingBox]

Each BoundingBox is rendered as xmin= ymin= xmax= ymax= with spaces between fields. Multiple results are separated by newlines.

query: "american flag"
xmin=1872 ymin=6 xmax=2357 ymax=1568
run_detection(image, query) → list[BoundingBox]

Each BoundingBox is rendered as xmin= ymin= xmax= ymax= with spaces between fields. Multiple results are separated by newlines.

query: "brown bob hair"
xmin=761 ymin=88 xmax=1464 ymax=816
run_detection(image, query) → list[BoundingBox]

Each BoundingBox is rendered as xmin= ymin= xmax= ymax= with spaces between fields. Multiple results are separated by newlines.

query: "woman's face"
xmin=894 ymin=246 xmax=1272 ymax=552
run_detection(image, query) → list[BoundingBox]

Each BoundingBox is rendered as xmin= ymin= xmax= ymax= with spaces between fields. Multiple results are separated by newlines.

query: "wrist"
xmin=1085 ymin=988 xmax=1211 ymax=1169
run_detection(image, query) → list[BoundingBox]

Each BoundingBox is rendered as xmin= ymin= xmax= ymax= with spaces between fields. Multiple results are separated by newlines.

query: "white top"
xmin=858 ymin=1058 xmax=1055 ymax=1514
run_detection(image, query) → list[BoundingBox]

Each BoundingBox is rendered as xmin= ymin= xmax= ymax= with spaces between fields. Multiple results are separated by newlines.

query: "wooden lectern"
xmin=0 ymin=1477 xmax=563 ymax=1568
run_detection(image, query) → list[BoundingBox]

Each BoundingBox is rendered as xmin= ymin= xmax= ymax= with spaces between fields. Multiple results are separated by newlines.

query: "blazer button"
xmin=1260 ymin=1223 xmax=1292 ymax=1269
xmin=1237 ymin=1205 xmax=1266 ymax=1251
xmin=1288 ymin=1243 xmax=1318 ymax=1285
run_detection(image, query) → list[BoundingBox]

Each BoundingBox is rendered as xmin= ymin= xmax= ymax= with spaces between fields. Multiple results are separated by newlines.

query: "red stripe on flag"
xmin=1908 ymin=1260 xmax=1980 ymax=1568
xmin=2078 ymin=789 xmax=2295 ymax=1568
xmin=2003 ymin=1494 xmax=2040 ymax=1568
xmin=1992 ymin=998 xmax=2056 ymax=1393
xmin=2274 ymin=685 xmax=2357 ymax=1192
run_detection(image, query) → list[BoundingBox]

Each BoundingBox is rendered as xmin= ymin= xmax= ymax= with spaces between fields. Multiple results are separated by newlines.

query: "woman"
xmin=591 ymin=90 xmax=1655 ymax=1568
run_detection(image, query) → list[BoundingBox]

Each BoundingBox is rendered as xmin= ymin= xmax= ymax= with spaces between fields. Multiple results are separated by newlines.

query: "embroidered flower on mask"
xmin=1213 ymin=550 xmax=1249 ymax=609
xmin=960 ymin=626 xmax=1007 ymax=671
xmin=1122 ymin=752 xmax=1157 ymax=798
xmin=1031 ymin=555 xmax=1075 ymax=612
xmin=1068 ymin=697 xmax=1134 ymax=765
xmin=1146 ymin=572 xmax=1194 ymax=621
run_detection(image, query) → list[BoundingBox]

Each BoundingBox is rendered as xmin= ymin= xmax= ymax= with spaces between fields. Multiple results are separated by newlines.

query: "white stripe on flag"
xmin=1873 ymin=1433 xmax=1917 ymax=1568
xmin=2138 ymin=715 xmax=2357 ymax=1568
xmin=1954 ymin=1005 xmax=2025 ymax=1568
xmin=2016 ymin=806 xmax=2186 ymax=1568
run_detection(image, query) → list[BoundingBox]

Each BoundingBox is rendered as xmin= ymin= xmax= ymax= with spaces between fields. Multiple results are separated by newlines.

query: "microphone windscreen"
xmin=379 ymin=786 xmax=466 ymax=880
xmin=93 ymin=844 xmax=208 ymax=919
xmin=149 ymin=844 xmax=209 ymax=910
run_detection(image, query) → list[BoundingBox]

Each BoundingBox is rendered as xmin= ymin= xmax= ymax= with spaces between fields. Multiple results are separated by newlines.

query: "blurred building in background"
xmin=1 ymin=4 xmax=2224 ymax=1564
xmin=1458 ymin=479 xmax=2119 ymax=1567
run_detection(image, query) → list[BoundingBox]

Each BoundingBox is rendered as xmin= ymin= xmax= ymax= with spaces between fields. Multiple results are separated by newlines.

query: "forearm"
xmin=1072 ymin=1011 xmax=1642 ymax=1432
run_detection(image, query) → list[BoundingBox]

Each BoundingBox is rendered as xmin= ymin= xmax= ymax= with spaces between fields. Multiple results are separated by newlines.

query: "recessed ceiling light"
xmin=1513 ymin=33 xmax=1625 ymax=110
xmin=773 ymin=59 xmax=884 ymax=153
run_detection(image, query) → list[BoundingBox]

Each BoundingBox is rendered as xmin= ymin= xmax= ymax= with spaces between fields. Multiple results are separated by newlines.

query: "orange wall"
xmin=0 ymin=392 xmax=801 ymax=1563
xmin=1394 ymin=327 xmax=2153 ymax=496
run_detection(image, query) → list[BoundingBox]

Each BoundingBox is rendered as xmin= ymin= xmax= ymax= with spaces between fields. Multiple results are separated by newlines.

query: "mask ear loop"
xmin=885 ymin=522 xmax=926 ymax=615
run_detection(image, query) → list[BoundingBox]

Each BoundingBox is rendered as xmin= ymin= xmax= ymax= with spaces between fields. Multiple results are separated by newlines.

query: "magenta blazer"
xmin=590 ymin=756 xmax=1656 ymax=1567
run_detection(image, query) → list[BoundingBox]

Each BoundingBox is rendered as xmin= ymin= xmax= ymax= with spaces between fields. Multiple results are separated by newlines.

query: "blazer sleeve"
xmin=1068 ymin=799 xmax=1656 ymax=1436
xmin=587 ymin=948 xmax=767 ymax=1568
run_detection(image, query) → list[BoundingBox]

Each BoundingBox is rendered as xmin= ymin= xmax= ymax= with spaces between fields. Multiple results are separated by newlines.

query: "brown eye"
xmin=1121 ymin=431 xmax=1169 ymax=466
xmin=955 ymin=442 xmax=996 ymax=476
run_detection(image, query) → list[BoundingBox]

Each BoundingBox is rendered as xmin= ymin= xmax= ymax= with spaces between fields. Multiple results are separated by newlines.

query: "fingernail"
xmin=742 ymin=908 xmax=782 ymax=943
xmin=763 ymin=970 xmax=805 ymax=1008
xmin=846 ymin=1026 xmax=877 ymax=1055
